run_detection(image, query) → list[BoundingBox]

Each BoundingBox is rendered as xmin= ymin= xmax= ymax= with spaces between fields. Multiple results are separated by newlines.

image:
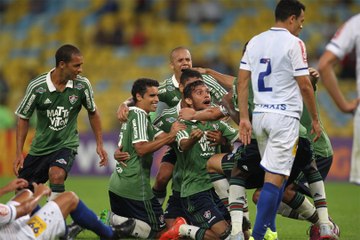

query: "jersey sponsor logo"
xmin=35 ymin=87 xmax=46 ymax=93
xmin=74 ymin=83 xmax=85 ymax=90
xmin=27 ymin=215 xmax=47 ymax=237
xmin=298 ymin=40 xmax=308 ymax=63
xmin=0 ymin=205 xmax=9 ymax=216
xmin=199 ymin=134 xmax=216 ymax=153
xmin=23 ymin=94 xmax=36 ymax=115
xmin=69 ymin=94 xmax=78 ymax=105
xmin=47 ymin=106 xmax=70 ymax=131
xmin=55 ymin=158 xmax=67 ymax=165
xmin=44 ymin=98 xmax=52 ymax=104
xmin=255 ymin=104 xmax=286 ymax=110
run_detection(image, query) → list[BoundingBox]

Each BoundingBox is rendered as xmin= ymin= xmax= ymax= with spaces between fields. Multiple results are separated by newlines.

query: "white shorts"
xmin=26 ymin=201 xmax=66 ymax=240
xmin=252 ymin=112 xmax=299 ymax=176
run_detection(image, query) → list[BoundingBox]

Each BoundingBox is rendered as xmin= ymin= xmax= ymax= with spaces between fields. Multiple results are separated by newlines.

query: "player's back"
xmin=243 ymin=27 xmax=308 ymax=119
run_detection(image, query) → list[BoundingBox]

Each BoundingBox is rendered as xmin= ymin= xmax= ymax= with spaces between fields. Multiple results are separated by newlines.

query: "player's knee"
xmin=218 ymin=224 xmax=231 ymax=240
xmin=12 ymin=189 xmax=33 ymax=202
xmin=49 ymin=166 xmax=66 ymax=183
xmin=64 ymin=191 xmax=79 ymax=205
xmin=252 ymin=188 xmax=261 ymax=204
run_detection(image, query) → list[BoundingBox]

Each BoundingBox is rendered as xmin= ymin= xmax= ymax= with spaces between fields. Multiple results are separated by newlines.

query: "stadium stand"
xmin=0 ymin=0 xmax=359 ymax=132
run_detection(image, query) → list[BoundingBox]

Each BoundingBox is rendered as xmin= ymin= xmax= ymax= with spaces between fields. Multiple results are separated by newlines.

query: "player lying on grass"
xmin=0 ymin=178 xmax=134 ymax=240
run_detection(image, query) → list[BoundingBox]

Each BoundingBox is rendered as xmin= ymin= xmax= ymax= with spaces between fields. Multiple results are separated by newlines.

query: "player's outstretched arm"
xmin=318 ymin=50 xmax=359 ymax=113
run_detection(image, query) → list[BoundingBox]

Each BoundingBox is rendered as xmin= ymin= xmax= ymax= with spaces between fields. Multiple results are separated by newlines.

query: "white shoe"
xmin=319 ymin=223 xmax=339 ymax=240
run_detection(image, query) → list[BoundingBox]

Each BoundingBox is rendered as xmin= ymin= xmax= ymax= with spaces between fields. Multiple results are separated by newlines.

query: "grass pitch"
xmin=1 ymin=176 xmax=359 ymax=239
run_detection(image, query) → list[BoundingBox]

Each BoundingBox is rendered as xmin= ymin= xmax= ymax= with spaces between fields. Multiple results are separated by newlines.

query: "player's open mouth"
xmin=203 ymin=100 xmax=211 ymax=105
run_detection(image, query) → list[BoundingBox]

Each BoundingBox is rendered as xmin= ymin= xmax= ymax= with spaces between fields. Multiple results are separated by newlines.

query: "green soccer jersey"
xmin=232 ymin=77 xmax=255 ymax=114
xmin=15 ymin=70 xmax=96 ymax=155
xmin=158 ymin=74 xmax=227 ymax=108
xmin=153 ymin=102 xmax=184 ymax=192
xmin=109 ymin=107 xmax=163 ymax=201
xmin=176 ymin=120 xmax=238 ymax=198
xmin=300 ymin=92 xmax=333 ymax=157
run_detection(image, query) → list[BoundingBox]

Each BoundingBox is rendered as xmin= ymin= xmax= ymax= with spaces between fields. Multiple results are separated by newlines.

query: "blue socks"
xmin=70 ymin=200 xmax=113 ymax=238
xmin=252 ymin=182 xmax=280 ymax=240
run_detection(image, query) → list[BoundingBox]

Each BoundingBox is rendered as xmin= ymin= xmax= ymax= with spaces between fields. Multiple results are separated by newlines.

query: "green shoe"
xmin=99 ymin=209 xmax=112 ymax=225
xmin=264 ymin=228 xmax=278 ymax=240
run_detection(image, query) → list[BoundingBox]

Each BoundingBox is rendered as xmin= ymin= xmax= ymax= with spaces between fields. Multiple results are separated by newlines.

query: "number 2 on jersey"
xmin=258 ymin=58 xmax=272 ymax=92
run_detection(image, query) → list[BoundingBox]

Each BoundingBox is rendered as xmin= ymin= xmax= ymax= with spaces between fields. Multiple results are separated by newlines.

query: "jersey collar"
xmin=129 ymin=106 xmax=149 ymax=115
xmin=270 ymin=27 xmax=289 ymax=33
xmin=171 ymin=75 xmax=179 ymax=88
xmin=46 ymin=68 xmax=74 ymax=92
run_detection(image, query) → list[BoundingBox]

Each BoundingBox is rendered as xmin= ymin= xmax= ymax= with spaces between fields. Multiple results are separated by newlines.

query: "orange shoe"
xmin=160 ymin=217 xmax=187 ymax=240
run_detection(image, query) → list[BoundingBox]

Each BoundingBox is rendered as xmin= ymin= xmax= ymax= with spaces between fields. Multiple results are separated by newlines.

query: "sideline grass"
xmin=1 ymin=177 xmax=359 ymax=239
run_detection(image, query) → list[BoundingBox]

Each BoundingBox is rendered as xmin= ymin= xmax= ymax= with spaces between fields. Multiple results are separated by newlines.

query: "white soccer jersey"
xmin=0 ymin=201 xmax=66 ymax=240
xmin=240 ymin=27 xmax=309 ymax=119
xmin=326 ymin=13 xmax=360 ymax=96
xmin=326 ymin=14 xmax=360 ymax=184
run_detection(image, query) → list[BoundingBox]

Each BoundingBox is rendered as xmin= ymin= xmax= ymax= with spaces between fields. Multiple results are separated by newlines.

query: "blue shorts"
xmin=181 ymin=189 xmax=229 ymax=229
xmin=109 ymin=191 xmax=166 ymax=234
xmin=18 ymin=148 xmax=76 ymax=190
xmin=164 ymin=190 xmax=189 ymax=221
xmin=160 ymin=147 xmax=177 ymax=165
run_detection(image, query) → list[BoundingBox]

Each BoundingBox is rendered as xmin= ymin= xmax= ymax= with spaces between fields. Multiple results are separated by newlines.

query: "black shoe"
xmin=62 ymin=222 xmax=83 ymax=240
xmin=112 ymin=218 xmax=136 ymax=239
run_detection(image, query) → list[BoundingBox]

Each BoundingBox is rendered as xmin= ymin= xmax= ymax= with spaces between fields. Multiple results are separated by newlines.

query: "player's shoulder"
xmin=159 ymin=77 xmax=172 ymax=88
xmin=74 ymin=75 xmax=91 ymax=87
xmin=26 ymin=73 xmax=47 ymax=93
xmin=129 ymin=106 xmax=148 ymax=117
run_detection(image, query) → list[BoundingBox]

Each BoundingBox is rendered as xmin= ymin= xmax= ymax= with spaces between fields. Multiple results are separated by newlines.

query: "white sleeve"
xmin=0 ymin=204 xmax=17 ymax=226
xmin=290 ymin=39 xmax=309 ymax=77
xmin=326 ymin=15 xmax=359 ymax=60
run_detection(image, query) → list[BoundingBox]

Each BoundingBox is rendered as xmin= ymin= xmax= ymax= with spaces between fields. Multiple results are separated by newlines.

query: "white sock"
xmin=179 ymin=224 xmax=200 ymax=239
xmin=309 ymin=181 xmax=330 ymax=225
xmin=228 ymin=184 xmax=246 ymax=235
xmin=48 ymin=191 xmax=61 ymax=201
xmin=213 ymin=178 xmax=230 ymax=208
xmin=112 ymin=213 xmax=151 ymax=238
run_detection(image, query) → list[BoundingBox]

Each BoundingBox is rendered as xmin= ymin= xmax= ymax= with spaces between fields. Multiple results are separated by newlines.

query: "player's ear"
xmin=184 ymin=97 xmax=192 ymax=106
xmin=136 ymin=93 xmax=142 ymax=102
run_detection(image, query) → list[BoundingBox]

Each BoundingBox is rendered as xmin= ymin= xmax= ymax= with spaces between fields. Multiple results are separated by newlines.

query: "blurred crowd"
xmin=0 ymin=0 xmax=358 ymax=131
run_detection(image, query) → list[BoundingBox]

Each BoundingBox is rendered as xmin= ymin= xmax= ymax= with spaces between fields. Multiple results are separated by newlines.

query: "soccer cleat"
xmin=307 ymin=224 xmax=320 ymax=240
xmin=242 ymin=217 xmax=252 ymax=240
xmin=112 ymin=218 xmax=136 ymax=239
xmin=99 ymin=209 xmax=112 ymax=226
xmin=264 ymin=228 xmax=278 ymax=240
xmin=61 ymin=221 xmax=84 ymax=240
xmin=329 ymin=218 xmax=340 ymax=239
xmin=159 ymin=217 xmax=187 ymax=240
xmin=319 ymin=223 xmax=339 ymax=240
xmin=230 ymin=231 xmax=245 ymax=240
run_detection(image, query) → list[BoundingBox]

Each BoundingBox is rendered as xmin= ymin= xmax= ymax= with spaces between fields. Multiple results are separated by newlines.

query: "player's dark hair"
xmin=55 ymin=44 xmax=81 ymax=66
xmin=180 ymin=69 xmax=203 ymax=85
xmin=183 ymin=80 xmax=206 ymax=99
xmin=131 ymin=78 xmax=159 ymax=103
xmin=275 ymin=0 xmax=305 ymax=22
